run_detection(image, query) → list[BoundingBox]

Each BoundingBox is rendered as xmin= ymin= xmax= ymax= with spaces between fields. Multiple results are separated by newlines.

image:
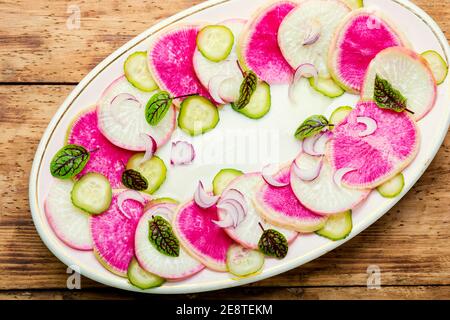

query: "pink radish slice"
xmin=356 ymin=117 xmax=377 ymax=137
xmin=148 ymin=25 xmax=214 ymax=105
xmin=254 ymin=166 xmax=327 ymax=233
xmin=91 ymin=191 xmax=149 ymax=277
xmin=219 ymin=173 xmax=297 ymax=249
xmin=118 ymin=190 xmax=147 ymax=220
xmin=45 ymin=179 xmax=93 ymax=251
xmin=170 ymin=141 xmax=195 ymax=166
xmin=135 ymin=202 xmax=205 ymax=280
xmin=262 ymin=164 xmax=290 ymax=187
xmin=67 ymin=108 xmax=133 ymax=188
xmin=173 ymin=200 xmax=234 ymax=272
xmin=239 ymin=1 xmax=296 ymax=84
xmin=194 ymin=181 xmax=219 ymax=209
xmin=292 ymin=157 xmax=322 ymax=182
xmin=139 ymin=133 xmax=157 ymax=164
xmin=97 ymin=76 xmax=176 ymax=151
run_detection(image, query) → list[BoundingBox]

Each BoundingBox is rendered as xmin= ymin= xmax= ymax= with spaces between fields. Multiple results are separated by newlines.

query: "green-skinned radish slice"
xmin=329 ymin=10 xmax=408 ymax=93
xmin=329 ymin=106 xmax=353 ymax=126
xmin=218 ymin=173 xmax=297 ymax=249
xmin=421 ymin=50 xmax=448 ymax=85
xmin=124 ymin=52 xmax=159 ymax=92
xmin=232 ymin=81 xmax=271 ymax=119
xmin=316 ymin=210 xmax=352 ymax=241
xmin=197 ymin=25 xmax=234 ymax=62
xmin=127 ymin=257 xmax=165 ymax=289
xmin=126 ymin=154 xmax=167 ymax=194
xmin=291 ymin=153 xmax=370 ymax=215
xmin=147 ymin=25 xmax=214 ymax=105
xmin=71 ymin=173 xmax=112 ymax=215
xmin=226 ymin=245 xmax=265 ymax=278
xmin=278 ymin=0 xmax=351 ymax=79
xmin=178 ymin=96 xmax=219 ymax=136
xmin=97 ymin=76 xmax=176 ymax=151
xmin=45 ymin=179 xmax=93 ymax=251
xmin=173 ymin=200 xmax=234 ymax=271
xmin=239 ymin=1 xmax=296 ymax=84
xmin=135 ymin=203 xmax=205 ymax=279
xmin=255 ymin=166 xmax=327 ymax=233
xmin=309 ymin=77 xmax=344 ymax=98
xmin=67 ymin=108 xmax=134 ymax=188
xmin=213 ymin=168 xmax=244 ymax=195
xmin=91 ymin=191 xmax=149 ymax=277
xmin=343 ymin=0 xmax=363 ymax=9
xmin=377 ymin=173 xmax=404 ymax=198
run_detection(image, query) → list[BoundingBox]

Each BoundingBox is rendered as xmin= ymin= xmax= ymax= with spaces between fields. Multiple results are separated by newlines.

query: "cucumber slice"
xmin=226 ymin=245 xmax=265 ymax=277
xmin=377 ymin=173 xmax=404 ymax=198
xmin=127 ymin=257 xmax=165 ymax=290
xmin=126 ymin=154 xmax=167 ymax=194
xmin=421 ymin=50 xmax=448 ymax=85
xmin=124 ymin=52 xmax=158 ymax=92
xmin=178 ymin=96 xmax=219 ymax=136
xmin=316 ymin=211 xmax=352 ymax=241
xmin=309 ymin=77 xmax=345 ymax=98
xmin=212 ymin=168 xmax=244 ymax=195
xmin=197 ymin=25 xmax=234 ymax=62
xmin=343 ymin=0 xmax=364 ymax=9
xmin=232 ymin=82 xmax=271 ymax=119
xmin=71 ymin=173 xmax=112 ymax=215
xmin=330 ymin=106 xmax=353 ymax=126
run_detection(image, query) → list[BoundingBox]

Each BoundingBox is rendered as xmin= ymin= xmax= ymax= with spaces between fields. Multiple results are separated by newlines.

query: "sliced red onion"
xmin=194 ymin=181 xmax=219 ymax=209
xmin=303 ymin=20 xmax=321 ymax=46
xmin=111 ymin=93 xmax=140 ymax=126
xmin=288 ymin=63 xmax=319 ymax=103
xmin=212 ymin=213 xmax=235 ymax=228
xmin=216 ymin=199 xmax=247 ymax=228
xmin=170 ymin=141 xmax=195 ymax=166
xmin=151 ymin=205 xmax=175 ymax=221
xmin=302 ymin=134 xmax=322 ymax=156
xmin=221 ymin=189 xmax=247 ymax=212
xmin=208 ymin=76 xmax=228 ymax=105
xmin=314 ymin=131 xmax=333 ymax=155
xmin=139 ymin=133 xmax=157 ymax=164
xmin=333 ymin=167 xmax=357 ymax=188
xmin=262 ymin=164 xmax=289 ymax=187
xmin=292 ymin=158 xmax=322 ymax=181
xmin=357 ymin=116 xmax=377 ymax=137
xmin=118 ymin=190 xmax=147 ymax=219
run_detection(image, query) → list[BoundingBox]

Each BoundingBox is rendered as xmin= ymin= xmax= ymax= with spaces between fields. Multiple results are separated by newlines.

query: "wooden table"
xmin=0 ymin=0 xmax=449 ymax=300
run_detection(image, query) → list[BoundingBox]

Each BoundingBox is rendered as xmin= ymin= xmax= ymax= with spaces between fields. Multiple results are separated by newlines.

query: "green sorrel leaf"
xmin=148 ymin=216 xmax=180 ymax=257
xmin=50 ymin=144 xmax=90 ymax=179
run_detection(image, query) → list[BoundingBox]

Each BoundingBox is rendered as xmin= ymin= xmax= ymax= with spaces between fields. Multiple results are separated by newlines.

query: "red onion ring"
xmin=194 ymin=181 xmax=219 ymax=209
xmin=171 ymin=141 xmax=196 ymax=166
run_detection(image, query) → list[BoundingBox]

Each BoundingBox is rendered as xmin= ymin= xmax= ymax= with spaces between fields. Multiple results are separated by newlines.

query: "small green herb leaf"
xmin=294 ymin=115 xmax=329 ymax=140
xmin=258 ymin=229 xmax=288 ymax=259
xmin=122 ymin=169 xmax=148 ymax=191
xmin=148 ymin=216 xmax=180 ymax=257
xmin=373 ymin=74 xmax=408 ymax=112
xmin=232 ymin=71 xmax=258 ymax=110
xmin=50 ymin=144 xmax=90 ymax=179
xmin=145 ymin=91 xmax=172 ymax=126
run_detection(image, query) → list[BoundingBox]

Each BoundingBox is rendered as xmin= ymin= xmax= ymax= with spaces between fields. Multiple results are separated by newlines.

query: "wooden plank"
xmin=0 ymin=85 xmax=449 ymax=290
xmin=0 ymin=0 xmax=449 ymax=83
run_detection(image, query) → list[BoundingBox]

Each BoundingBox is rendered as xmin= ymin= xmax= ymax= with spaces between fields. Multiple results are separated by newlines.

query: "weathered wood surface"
xmin=0 ymin=0 xmax=449 ymax=299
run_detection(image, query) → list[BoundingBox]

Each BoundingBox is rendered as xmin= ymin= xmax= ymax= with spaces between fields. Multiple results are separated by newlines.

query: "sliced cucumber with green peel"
xmin=127 ymin=258 xmax=165 ymax=290
xmin=126 ymin=154 xmax=167 ymax=194
xmin=212 ymin=168 xmax=244 ymax=195
xmin=124 ymin=52 xmax=159 ymax=92
xmin=330 ymin=106 xmax=353 ymax=126
xmin=232 ymin=82 xmax=271 ymax=119
xmin=377 ymin=173 xmax=404 ymax=198
xmin=71 ymin=173 xmax=112 ymax=215
xmin=178 ymin=96 xmax=219 ymax=136
xmin=309 ymin=77 xmax=345 ymax=98
xmin=343 ymin=0 xmax=364 ymax=9
xmin=421 ymin=50 xmax=448 ymax=85
xmin=226 ymin=245 xmax=265 ymax=277
xmin=316 ymin=211 xmax=352 ymax=241
xmin=197 ymin=25 xmax=234 ymax=62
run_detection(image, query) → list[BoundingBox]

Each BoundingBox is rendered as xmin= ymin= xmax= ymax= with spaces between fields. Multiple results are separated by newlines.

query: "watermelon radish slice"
xmin=66 ymin=108 xmax=133 ymax=188
xmin=329 ymin=100 xmax=420 ymax=189
xmin=291 ymin=154 xmax=370 ymax=215
xmin=148 ymin=24 xmax=213 ymax=105
xmin=361 ymin=47 xmax=437 ymax=121
xmin=278 ymin=0 xmax=351 ymax=79
xmin=91 ymin=190 xmax=149 ymax=277
xmin=220 ymin=173 xmax=297 ymax=249
xmin=193 ymin=19 xmax=246 ymax=104
xmin=254 ymin=166 xmax=327 ymax=233
xmin=135 ymin=202 xmax=205 ymax=280
xmin=329 ymin=9 xmax=408 ymax=93
xmin=97 ymin=76 xmax=176 ymax=151
xmin=45 ymin=179 xmax=93 ymax=251
xmin=238 ymin=1 xmax=296 ymax=84
xmin=173 ymin=200 xmax=234 ymax=272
